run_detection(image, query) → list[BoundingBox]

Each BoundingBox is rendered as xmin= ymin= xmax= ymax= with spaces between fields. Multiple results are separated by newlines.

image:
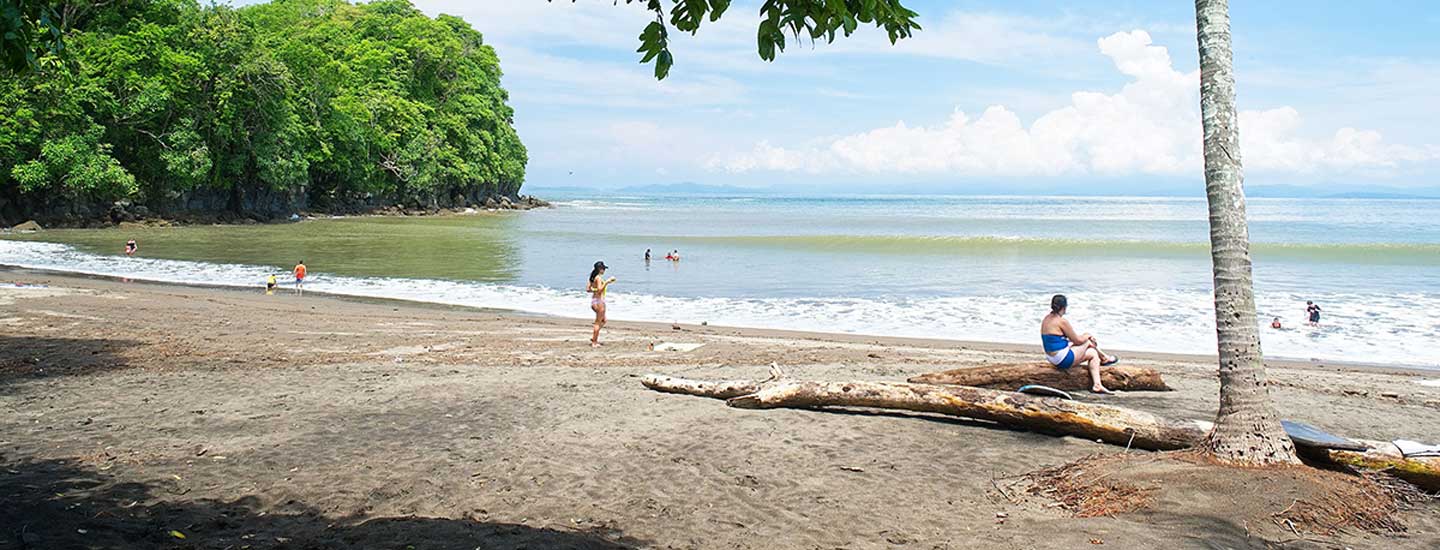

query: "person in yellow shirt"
xmin=266 ymin=274 xmax=278 ymax=295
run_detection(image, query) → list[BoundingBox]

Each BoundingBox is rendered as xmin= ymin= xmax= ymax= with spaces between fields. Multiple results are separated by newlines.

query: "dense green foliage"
xmin=621 ymin=0 xmax=920 ymax=79
xmin=1 ymin=0 xmax=526 ymax=218
xmin=1 ymin=0 xmax=64 ymax=72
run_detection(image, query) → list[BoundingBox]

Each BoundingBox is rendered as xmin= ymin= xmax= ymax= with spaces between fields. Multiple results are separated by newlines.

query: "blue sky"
xmin=247 ymin=1 xmax=1440 ymax=192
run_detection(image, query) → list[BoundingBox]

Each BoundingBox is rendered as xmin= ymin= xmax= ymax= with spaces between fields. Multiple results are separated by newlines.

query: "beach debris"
xmin=653 ymin=342 xmax=704 ymax=353
xmin=1019 ymin=385 xmax=1075 ymax=400
xmin=1380 ymin=391 xmax=1400 ymax=399
xmin=169 ymin=530 xmax=186 ymax=539
xmin=671 ymin=323 xmax=683 ymax=331
xmin=839 ymin=466 xmax=865 ymax=473
xmin=1281 ymin=420 xmax=1367 ymax=451
xmin=1393 ymin=440 xmax=1440 ymax=458
xmin=909 ymin=363 xmax=1172 ymax=392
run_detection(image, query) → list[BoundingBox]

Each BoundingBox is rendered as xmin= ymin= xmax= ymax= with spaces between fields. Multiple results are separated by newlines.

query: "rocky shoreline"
xmin=1 ymin=194 xmax=551 ymax=231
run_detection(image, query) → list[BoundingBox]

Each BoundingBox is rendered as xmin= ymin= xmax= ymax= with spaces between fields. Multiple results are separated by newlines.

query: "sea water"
xmin=2 ymin=194 xmax=1438 ymax=368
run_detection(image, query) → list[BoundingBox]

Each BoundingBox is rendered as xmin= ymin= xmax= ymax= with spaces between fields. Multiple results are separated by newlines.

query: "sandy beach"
xmin=2 ymin=269 xmax=1438 ymax=549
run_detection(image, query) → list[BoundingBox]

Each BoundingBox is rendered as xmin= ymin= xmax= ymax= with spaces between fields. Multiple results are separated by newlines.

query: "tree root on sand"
xmin=1017 ymin=450 xmax=1433 ymax=538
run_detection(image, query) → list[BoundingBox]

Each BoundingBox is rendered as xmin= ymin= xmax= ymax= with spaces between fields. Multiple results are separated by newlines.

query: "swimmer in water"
xmin=1271 ymin=317 xmax=1282 ymax=329
xmin=124 ymin=239 xmax=138 ymax=256
xmin=1306 ymin=301 xmax=1321 ymax=326
xmin=587 ymin=261 xmax=616 ymax=347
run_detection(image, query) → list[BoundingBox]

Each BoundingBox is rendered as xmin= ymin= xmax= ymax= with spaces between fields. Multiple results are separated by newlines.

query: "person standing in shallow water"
xmin=1306 ymin=300 xmax=1322 ymax=326
xmin=588 ymin=261 xmax=616 ymax=348
xmin=1040 ymin=294 xmax=1120 ymax=394
xmin=293 ymin=261 xmax=307 ymax=296
xmin=124 ymin=239 xmax=137 ymax=256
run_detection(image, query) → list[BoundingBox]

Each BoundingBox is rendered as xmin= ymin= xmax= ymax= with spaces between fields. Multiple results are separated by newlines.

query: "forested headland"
xmin=0 ymin=0 xmax=528 ymax=226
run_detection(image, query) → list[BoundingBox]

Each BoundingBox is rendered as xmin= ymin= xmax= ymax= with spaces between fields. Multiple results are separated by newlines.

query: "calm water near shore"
xmin=3 ymin=194 xmax=1438 ymax=368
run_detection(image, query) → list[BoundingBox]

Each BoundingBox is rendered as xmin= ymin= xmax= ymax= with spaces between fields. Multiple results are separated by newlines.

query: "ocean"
xmin=3 ymin=193 xmax=1438 ymax=368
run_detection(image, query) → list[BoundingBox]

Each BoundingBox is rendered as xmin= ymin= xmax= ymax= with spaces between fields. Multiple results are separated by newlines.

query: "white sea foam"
xmin=2 ymin=239 xmax=1436 ymax=369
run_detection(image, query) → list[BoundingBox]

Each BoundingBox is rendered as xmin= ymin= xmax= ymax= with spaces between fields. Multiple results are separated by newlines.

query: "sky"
xmin=244 ymin=1 xmax=1440 ymax=193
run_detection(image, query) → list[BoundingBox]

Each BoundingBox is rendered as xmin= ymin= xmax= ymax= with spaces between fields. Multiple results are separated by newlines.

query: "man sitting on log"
xmin=1041 ymin=294 xmax=1120 ymax=394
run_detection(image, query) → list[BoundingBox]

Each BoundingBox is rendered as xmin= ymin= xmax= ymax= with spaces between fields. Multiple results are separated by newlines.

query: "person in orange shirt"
xmin=293 ymin=261 xmax=307 ymax=296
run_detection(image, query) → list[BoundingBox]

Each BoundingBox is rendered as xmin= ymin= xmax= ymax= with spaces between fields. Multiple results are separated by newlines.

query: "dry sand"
xmin=1 ymin=269 xmax=1437 ymax=549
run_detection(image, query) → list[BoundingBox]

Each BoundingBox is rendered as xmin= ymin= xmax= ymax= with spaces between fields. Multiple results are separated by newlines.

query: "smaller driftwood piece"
xmin=908 ymin=363 xmax=1172 ymax=392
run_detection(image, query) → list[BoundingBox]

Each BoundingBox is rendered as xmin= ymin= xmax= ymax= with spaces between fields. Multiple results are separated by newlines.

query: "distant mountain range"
xmin=528 ymin=182 xmax=1440 ymax=199
xmin=615 ymin=182 xmax=767 ymax=195
xmin=1246 ymin=185 xmax=1439 ymax=199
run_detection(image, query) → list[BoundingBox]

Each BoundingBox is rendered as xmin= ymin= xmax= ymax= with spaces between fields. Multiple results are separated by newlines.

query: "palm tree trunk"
xmin=1193 ymin=0 xmax=1299 ymax=465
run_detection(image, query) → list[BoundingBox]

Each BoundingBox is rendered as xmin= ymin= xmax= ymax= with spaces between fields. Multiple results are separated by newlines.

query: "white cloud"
xmin=502 ymin=47 xmax=748 ymax=109
xmin=710 ymin=30 xmax=1438 ymax=178
xmin=811 ymin=11 xmax=1090 ymax=67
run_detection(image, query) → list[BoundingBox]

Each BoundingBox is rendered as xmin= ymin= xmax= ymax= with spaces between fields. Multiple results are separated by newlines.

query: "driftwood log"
xmin=641 ymin=367 xmax=1440 ymax=491
xmin=1308 ymin=441 xmax=1440 ymax=492
xmin=642 ymin=370 xmax=1207 ymax=450
xmin=908 ymin=363 xmax=1172 ymax=392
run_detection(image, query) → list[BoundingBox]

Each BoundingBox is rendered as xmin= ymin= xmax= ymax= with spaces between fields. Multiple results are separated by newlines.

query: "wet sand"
xmin=2 ymin=270 xmax=1438 ymax=549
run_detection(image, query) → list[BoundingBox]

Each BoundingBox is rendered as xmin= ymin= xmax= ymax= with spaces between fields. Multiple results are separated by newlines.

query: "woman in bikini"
xmin=587 ymin=261 xmax=616 ymax=347
xmin=1040 ymin=294 xmax=1120 ymax=394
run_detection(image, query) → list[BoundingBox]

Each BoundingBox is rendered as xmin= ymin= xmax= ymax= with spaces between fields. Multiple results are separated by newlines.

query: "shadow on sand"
xmin=0 ymin=335 xmax=139 ymax=387
xmin=0 ymin=457 xmax=647 ymax=549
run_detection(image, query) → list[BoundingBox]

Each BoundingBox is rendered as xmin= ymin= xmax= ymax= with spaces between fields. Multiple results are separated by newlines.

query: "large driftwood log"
xmin=644 ymin=373 xmax=1207 ymax=450
xmin=642 ymin=369 xmax=1440 ymax=490
xmin=908 ymin=363 xmax=1172 ymax=392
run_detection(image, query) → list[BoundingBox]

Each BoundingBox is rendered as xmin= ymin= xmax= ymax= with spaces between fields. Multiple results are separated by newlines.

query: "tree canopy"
xmin=1 ymin=0 xmax=526 ymax=219
xmin=608 ymin=0 xmax=921 ymax=79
